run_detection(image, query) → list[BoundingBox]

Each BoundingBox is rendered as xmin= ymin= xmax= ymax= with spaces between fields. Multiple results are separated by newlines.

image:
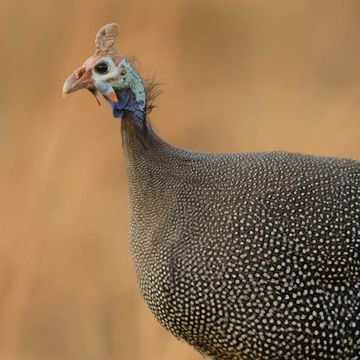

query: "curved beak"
xmin=63 ymin=73 xmax=85 ymax=97
xmin=62 ymin=68 xmax=93 ymax=97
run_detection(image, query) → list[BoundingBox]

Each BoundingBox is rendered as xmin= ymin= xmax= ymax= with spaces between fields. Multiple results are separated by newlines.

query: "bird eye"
xmin=94 ymin=61 xmax=109 ymax=75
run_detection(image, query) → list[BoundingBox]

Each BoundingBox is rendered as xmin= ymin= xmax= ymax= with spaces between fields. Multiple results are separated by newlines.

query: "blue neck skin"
xmin=106 ymin=87 xmax=146 ymax=129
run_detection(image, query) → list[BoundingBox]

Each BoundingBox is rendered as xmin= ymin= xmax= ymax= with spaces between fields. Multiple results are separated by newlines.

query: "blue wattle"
xmin=106 ymin=87 xmax=145 ymax=127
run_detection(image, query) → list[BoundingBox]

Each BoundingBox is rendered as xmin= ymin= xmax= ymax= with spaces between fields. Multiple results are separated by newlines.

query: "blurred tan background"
xmin=1 ymin=0 xmax=360 ymax=359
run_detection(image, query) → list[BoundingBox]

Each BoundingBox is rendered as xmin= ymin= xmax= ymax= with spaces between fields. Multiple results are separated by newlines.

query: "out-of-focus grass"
xmin=1 ymin=0 xmax=360 ymax=359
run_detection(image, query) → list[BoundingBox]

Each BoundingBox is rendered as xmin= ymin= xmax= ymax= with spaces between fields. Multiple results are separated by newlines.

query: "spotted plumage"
xmin=64 ymin=24 xmax=360 ymax=360
xmin=122 ymin=119 xmax=360 ymax=359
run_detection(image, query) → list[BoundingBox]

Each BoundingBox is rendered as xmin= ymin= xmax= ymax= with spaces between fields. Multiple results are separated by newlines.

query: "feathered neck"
xmin=121 ymin=113 xmax=164 ymax=152
xmin=120 ymin=114 xmax=177 ymax=212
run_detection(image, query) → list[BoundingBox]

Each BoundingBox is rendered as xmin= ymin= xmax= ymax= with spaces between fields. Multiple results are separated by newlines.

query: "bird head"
xmin=63 ymin=23 xmax=147 ymax=125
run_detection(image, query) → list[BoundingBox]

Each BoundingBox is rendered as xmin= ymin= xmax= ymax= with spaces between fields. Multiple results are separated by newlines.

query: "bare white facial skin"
xmin=90 ymin=57 xmax=133 ymax=101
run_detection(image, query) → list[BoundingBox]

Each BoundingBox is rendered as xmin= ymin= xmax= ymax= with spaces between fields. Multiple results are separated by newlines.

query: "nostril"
xmin=75 ymin=68 xmax=85 ymax=79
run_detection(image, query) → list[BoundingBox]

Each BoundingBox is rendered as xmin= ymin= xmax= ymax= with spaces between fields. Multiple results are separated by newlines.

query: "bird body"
xmin=64 ymin=24 xmax=360 ymax=360
xmin=123 ymin=118 xmax=360 ymax=359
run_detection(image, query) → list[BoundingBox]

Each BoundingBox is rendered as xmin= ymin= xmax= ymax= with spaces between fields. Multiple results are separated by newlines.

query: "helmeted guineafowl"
xmin=63 ymin=23 xmax=360 ymax=360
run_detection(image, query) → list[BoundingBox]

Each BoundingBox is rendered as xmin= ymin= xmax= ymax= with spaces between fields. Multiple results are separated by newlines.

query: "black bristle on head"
xmin=145 ymin=76 xmax=162 ymax=116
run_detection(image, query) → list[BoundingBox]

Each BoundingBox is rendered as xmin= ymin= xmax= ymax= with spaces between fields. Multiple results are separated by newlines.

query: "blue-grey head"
xmin=63 ymin=23 xmax=153 ymax=128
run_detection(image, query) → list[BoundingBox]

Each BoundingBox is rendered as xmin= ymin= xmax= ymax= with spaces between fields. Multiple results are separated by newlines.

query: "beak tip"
xmin=62 ymin=80 xmax=72 ymax=98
